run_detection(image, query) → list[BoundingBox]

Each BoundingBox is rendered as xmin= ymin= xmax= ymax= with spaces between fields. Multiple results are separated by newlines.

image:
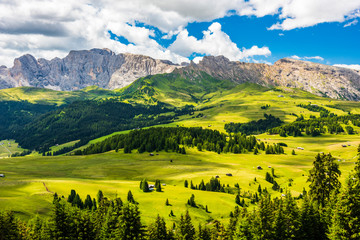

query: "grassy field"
xmin=1 ymin=82 xmax=360 ymax=226
xmin=0 ymin=132 xmax=359 ymax=225
xmin=0 ymin=140 xmax=25 ymax=158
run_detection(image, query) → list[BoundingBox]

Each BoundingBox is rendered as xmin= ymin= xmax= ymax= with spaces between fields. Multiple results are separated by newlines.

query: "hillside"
xmin=0 ymin=85 xmax=120 ymax=105
xmin=1 ymin=76 xmax=360 ymax=238
xmin=1 ymin=49 xmax=360 ymax=101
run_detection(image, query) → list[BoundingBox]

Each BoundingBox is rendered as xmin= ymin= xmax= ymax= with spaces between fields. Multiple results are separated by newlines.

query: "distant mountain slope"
xmin=0 ymin=48 xmax=178 ymax=91
xmin=1 ymin=49 xmax=360 ymax=100
xmin=121 ymin=71 xmax=236 ymax=106
xmin=0 ymin=86 xmax=120 ymax=105
xmin=177 ymin=56 xmax=360 ymax=101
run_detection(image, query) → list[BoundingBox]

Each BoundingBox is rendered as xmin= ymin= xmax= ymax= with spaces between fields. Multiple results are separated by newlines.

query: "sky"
xmin=0 ymin=0 xmax=360 ymax=70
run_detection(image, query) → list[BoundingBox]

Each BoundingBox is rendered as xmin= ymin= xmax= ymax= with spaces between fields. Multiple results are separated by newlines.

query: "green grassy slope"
xmin=0 ymin=134 xmax=358 ymax=224
xmin=0 ymin=86 xmax=120 ymax=105
xmin=119 ymin=72 xmax=236 ymax=106
xmin=1 ymin=73 xmax=360 ymax=226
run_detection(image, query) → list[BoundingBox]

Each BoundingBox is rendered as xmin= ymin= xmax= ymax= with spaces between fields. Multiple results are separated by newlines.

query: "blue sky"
xmin=184 ymin=15 xmax=360 ymax=65
xmin=0 ymin=0 xmax=359 ymax=69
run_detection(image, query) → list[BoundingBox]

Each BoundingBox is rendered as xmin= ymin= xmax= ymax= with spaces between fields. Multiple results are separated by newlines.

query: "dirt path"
xmin=43 ymin=182 xmax=53 ymax=193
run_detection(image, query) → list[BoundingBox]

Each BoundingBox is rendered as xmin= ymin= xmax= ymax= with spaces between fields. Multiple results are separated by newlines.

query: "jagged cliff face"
xmin=177 ymin=56 xmax=360 ymax=101
xmin=265 ymin=58 xmax=360 ymax=100
xmin=0 ymin=48 xmax=178 ymax=91
xmin=1 ymin=50 xmax=360 ymax=100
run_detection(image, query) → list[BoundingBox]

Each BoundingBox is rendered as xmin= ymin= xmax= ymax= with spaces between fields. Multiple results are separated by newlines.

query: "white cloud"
xmin=169 ymin=22 xmax=271 ymax=61
xmin=192 ymin=56 xmax=204 ymax=64
xmin=344 ymin=19 xmax=359 ymax=27
xmin=0 ymin=0 xmax=359 ymax=67
xmin=265 ymin=0 xmax=360 ymax=30
xmin=333 ymin=64 xmax=360 ymax=71
xmin=290 ymin=55 xmax=324 ymax=61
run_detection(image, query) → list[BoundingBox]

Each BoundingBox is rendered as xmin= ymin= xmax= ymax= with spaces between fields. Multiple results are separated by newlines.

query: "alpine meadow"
xmin=1 ymin=1 xmax=360 ymax=239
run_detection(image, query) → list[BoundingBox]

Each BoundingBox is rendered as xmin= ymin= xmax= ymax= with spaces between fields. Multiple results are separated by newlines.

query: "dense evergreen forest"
xmin=0 ymin=100 xmax=57 ymax=139
xmin=1 ymin=150 xmax=360 ymax=239
xmin=224 ymin=114 xmax=283 ymax=135
xmin=5 ymin=99 xmax=193 ymax=153
xmin=268 ymin=114 xmax=360 ymax=137
xmin=74 ymin=127 xmax=284 ymax=156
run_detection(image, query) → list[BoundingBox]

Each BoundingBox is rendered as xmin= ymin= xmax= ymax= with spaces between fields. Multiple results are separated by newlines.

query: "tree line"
xmin=74 ymin=127 xmax=284 ymax=156
xmin=224 ymin=114 xmax=283 ymax=135
xmin=7 ymin=99 xmax=193 ymax=153
xmin=268 ymin=113 xmax=360 ymax=137
xmin=1 ymin=149 xmax=360 ymax=239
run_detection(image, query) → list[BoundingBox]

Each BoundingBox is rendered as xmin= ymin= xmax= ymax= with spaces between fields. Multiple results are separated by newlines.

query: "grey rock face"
xmin=0 ymin=48 xmax=178 ymax=91
xmin=177 ymin=56 xmax=360 ymax=101
xmin=1 ymin=50 xmax=360 ymax=101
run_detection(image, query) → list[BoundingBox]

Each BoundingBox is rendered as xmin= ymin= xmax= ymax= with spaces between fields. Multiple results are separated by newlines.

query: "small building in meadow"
xmin=0 ymin=174 xmax=5 ymax=177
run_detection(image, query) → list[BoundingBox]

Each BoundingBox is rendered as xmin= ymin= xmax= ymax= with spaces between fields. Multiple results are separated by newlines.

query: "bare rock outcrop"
xmin=177 ymin=56 xmax=360 ymax=101
xmin=0 ymin=48 xmax=179 ymax=91
xmin=1 ymin=49 xmax=360 ymax=101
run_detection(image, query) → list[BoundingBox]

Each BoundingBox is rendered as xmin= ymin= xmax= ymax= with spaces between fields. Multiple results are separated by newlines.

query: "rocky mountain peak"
xmin=0 ymin=49 xmax=360 ymax=101
xmin=0 ymin=49 xmax=179 ymax=91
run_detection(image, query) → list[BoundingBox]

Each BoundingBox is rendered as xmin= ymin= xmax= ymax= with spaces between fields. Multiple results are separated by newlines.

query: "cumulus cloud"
xmin=265 ymin=0 xmax=360 ymax=30
xmin=0 ymin=0 xmax=359 ymax=67
xmin=333 ymin=64 xmax=360 ymax=71
xmin=290 ymin=55 xmax=324 ymax=61
xmin=169 ymin=22 xmax=271 ymax=61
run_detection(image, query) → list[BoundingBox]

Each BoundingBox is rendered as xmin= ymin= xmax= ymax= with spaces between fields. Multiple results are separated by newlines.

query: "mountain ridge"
xmin=1 ymin=49 xmax=360 ymax=100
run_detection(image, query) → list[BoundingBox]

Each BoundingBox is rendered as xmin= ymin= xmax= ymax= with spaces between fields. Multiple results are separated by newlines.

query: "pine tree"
xmin=0 ymin=211 xmax=21 ymax=239
xmin=190 ymin=180 xmax=195 ymax=189
xmin=308 ymin=153 xmax=341 ymax=206
xmin=141 ymin=179 xmax=150 ymax=192
xmin=176 ymin=211 xmax=196 ymax=240
xmin=73 ymin=194 xmax=84 ymax=209
xmin=97 ymin=190 xmax=104 ymax=204
xmin=184 ymin=180 xmax=188 ymax=188
xmin=92 ymin=198 xmax=97 ymax=210
xmin=84 ymin=194 xmax=93 ymax=209
xmin=299 ymin=195 xmax=327 ymax=240
xmin=147 ymin=215 xmax=168 ymax=240
xmin=235 ymin=194 xmax=241 ymax=205
xmin=68 ymin=189 xmax=76 ymax=203
xmin=155 ymin=179 xmax=162 ymax=192
xmin=127 ymin=190 xmax=135 ymax=203
xmin=188 ymin=194 xmax=196 ymax=207
xmin=117 ymin=203 xmax=144 ymax=240
xmin=165 ymin=199 xmax=170 ymax=206
xmin=198 ymin=224 xmax=211 ymax=240
xmin=330 ymin=150 xmax=360 ymax=239
xmin=292 ymin=149 xmax=296 ymax=155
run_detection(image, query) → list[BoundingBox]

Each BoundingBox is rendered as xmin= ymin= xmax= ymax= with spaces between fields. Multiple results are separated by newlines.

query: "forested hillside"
xmin=7 ymin=99 xmax=193 ymax=152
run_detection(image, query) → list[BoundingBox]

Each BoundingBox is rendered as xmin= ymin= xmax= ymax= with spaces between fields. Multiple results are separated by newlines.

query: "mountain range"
xmin=1 ymin=48 xmax=360 ymax=101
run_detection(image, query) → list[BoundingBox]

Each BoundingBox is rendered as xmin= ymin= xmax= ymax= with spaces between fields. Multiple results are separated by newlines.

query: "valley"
xmin=1 ymin=79 xmax=360 ymax=230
